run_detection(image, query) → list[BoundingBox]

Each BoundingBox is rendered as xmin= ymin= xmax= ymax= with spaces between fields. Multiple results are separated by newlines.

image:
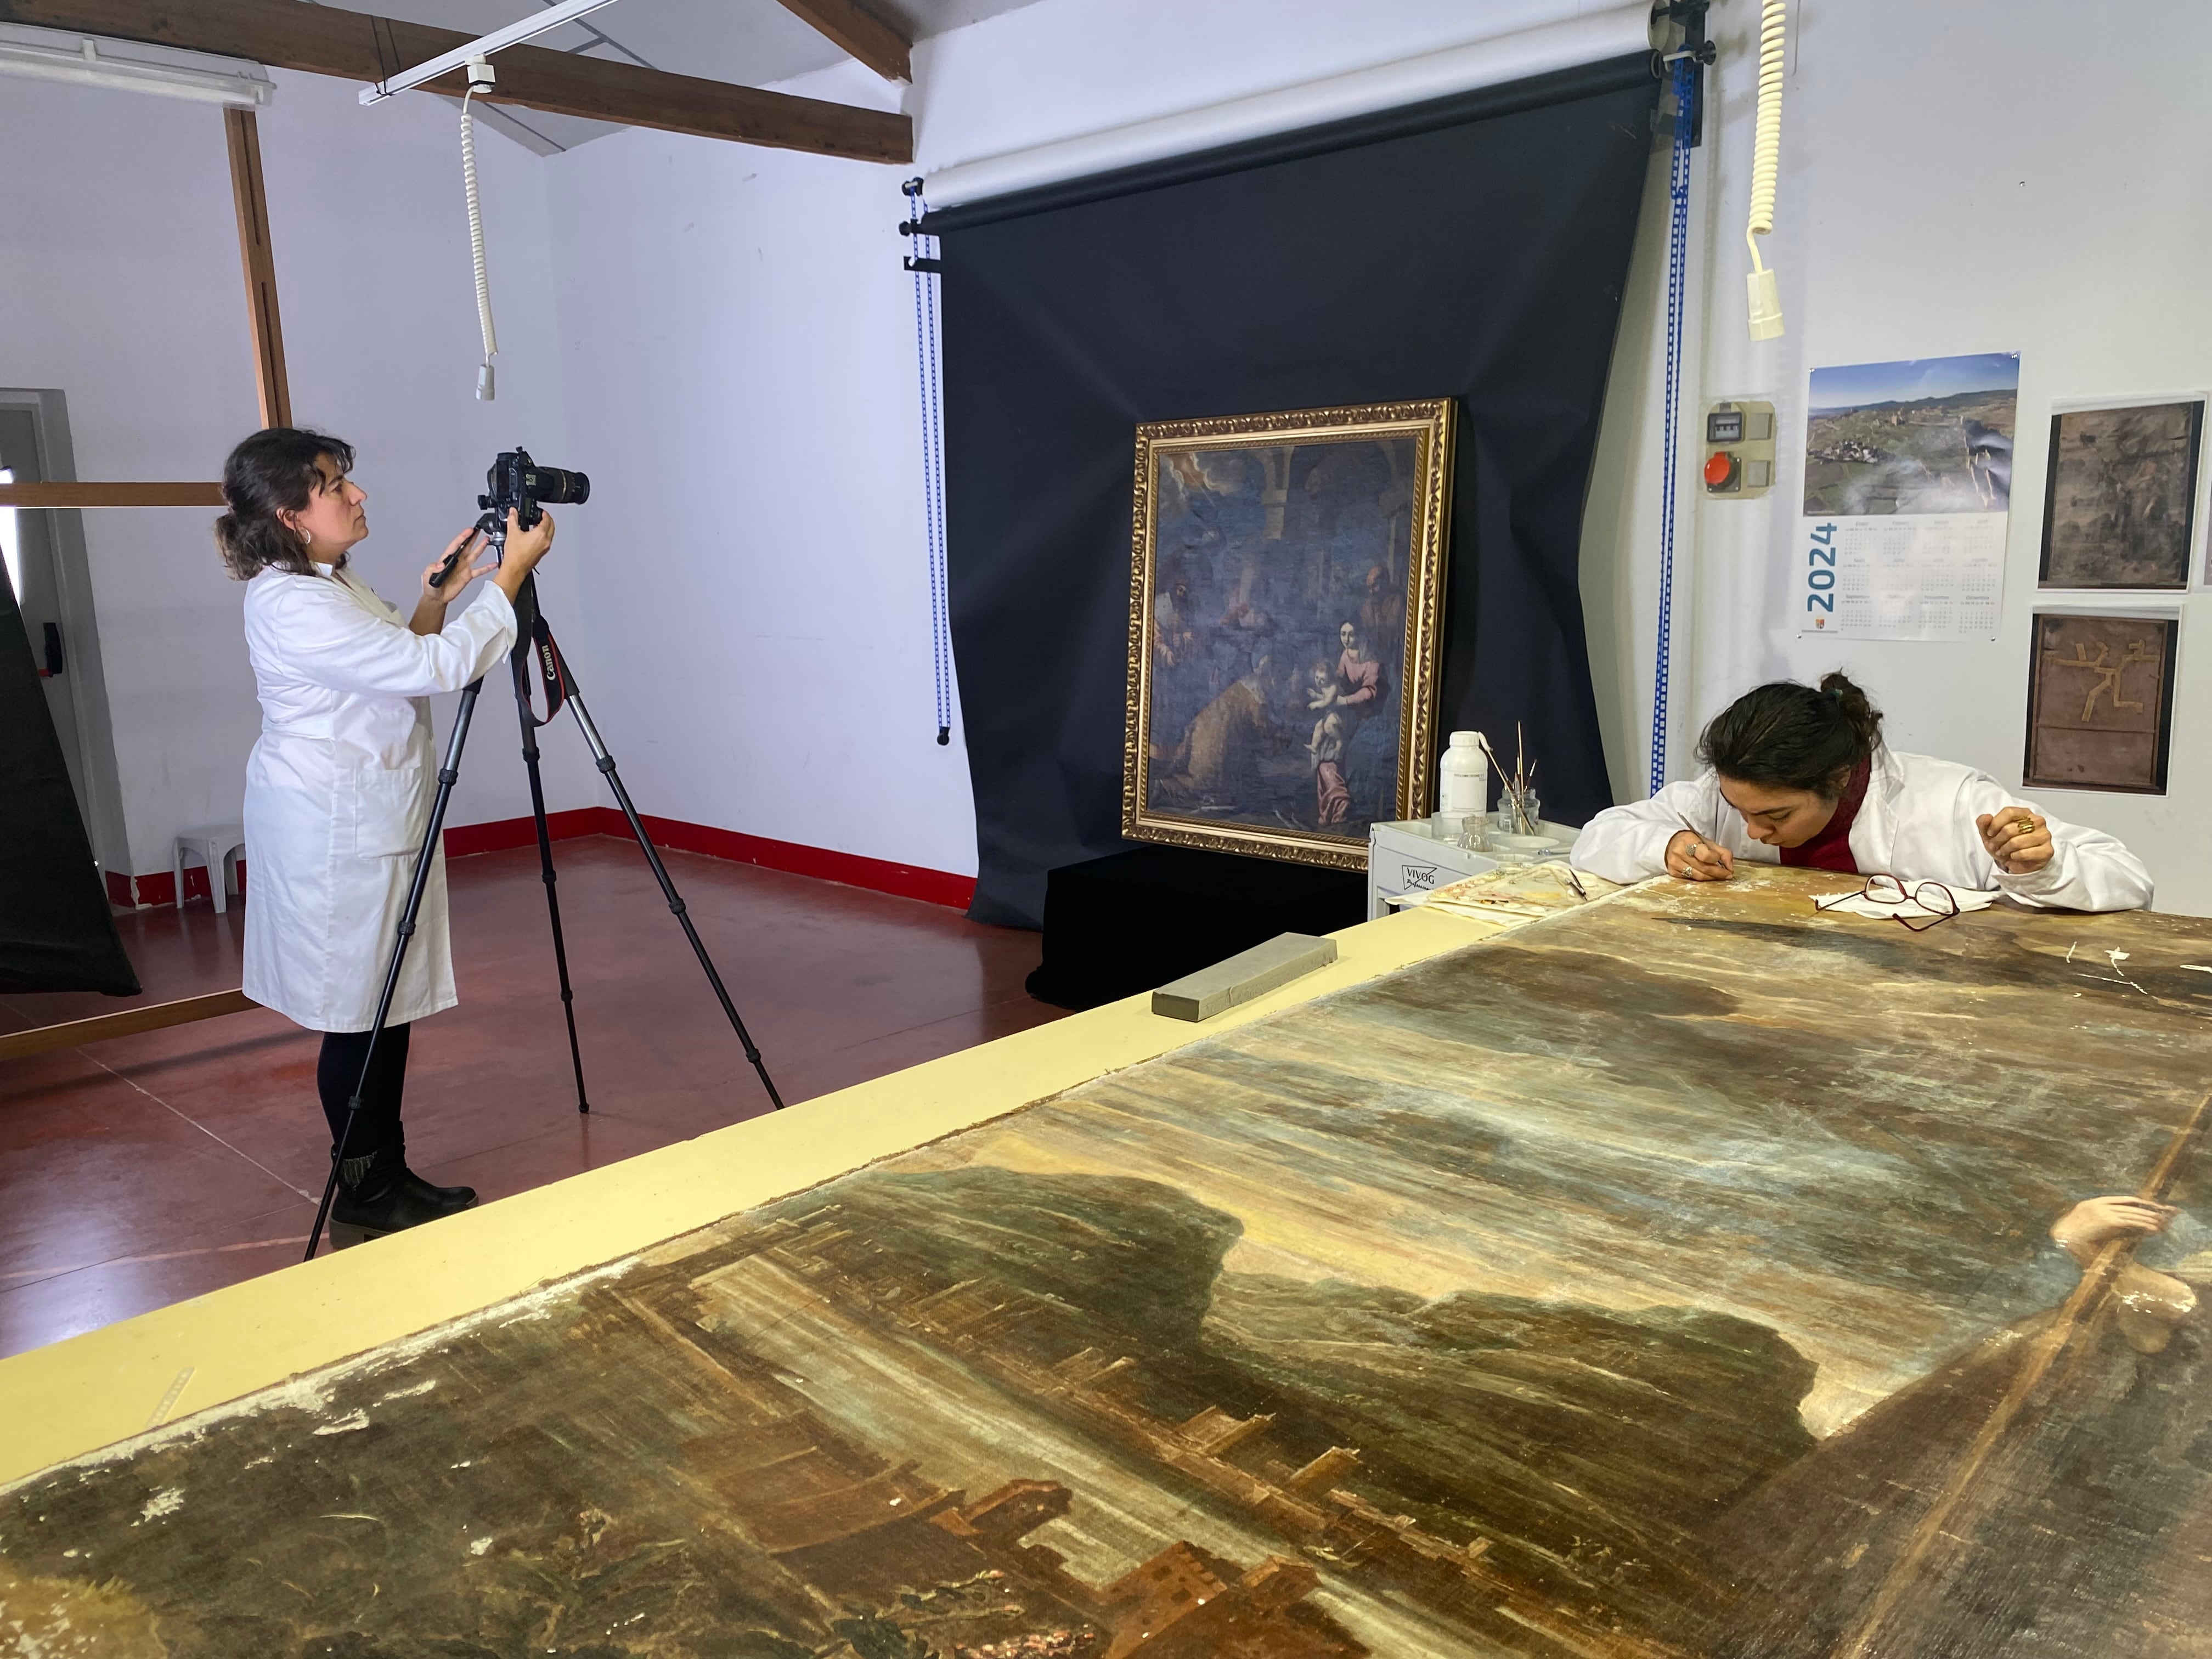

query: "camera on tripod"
xmin=430 ymin=448 xmax=590 ymax=591
xmin=481 ymin=448 xmax=589 ymax=534
xmin=312 ymin=438 xmax=778 ymax=1254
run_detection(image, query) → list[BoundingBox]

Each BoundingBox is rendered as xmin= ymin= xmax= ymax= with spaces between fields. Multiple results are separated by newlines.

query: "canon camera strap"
xmin=508 ymin=578 xmax=573 ymax=727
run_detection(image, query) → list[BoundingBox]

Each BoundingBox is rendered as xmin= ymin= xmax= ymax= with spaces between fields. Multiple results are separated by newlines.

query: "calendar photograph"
xmin=1799 ymin=353 xmax=2019 ymax=641
xmin=1804 ymin=352 xmax=2019 ymax=517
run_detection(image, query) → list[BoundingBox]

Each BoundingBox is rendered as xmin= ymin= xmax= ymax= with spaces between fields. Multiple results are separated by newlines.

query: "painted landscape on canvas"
xmin=8 ymin=872 xmax=2212 ymax=1659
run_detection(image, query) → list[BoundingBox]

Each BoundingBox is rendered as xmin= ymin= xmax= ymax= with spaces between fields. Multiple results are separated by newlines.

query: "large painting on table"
xmin=1122 ymin=400 xmax=1454 ymax=869
xmin=12 ymin=871 xmax=2212 ymax=1659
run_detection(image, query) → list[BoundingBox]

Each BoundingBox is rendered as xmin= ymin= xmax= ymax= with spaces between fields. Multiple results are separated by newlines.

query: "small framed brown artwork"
xmin=2039 ymin=398 xmax=2204 ymax=589
xmin=2023 ymin=612 xmax=2179 ymax=793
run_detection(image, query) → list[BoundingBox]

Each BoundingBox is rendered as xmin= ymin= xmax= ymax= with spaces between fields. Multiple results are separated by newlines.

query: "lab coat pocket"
xmin=348 ymin=763 xmax=431 ymax=857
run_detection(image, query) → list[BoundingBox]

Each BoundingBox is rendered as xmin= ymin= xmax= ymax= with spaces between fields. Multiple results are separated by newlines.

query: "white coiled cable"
xmin=1745 ymin=0 xmax=1786 ymax=339
xmin=461 ymin=64 xmax=499 ymax=398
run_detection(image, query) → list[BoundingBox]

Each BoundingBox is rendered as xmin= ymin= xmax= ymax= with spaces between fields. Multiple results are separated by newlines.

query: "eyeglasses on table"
xmin=1813 ymin=874 xmax=1963 ymax=932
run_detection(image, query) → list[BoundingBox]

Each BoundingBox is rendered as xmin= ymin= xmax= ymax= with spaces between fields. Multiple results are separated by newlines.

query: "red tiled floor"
xmin=0 ymin=836 xmax=1056 ymax=1359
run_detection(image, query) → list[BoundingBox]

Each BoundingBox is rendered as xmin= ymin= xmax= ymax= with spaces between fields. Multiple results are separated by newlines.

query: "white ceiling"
xmin=376 ymin=0 xmax=1042 ymax=153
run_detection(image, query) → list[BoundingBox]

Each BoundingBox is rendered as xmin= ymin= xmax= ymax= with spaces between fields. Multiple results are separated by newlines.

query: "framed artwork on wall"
xmin=2023 ymin=611 xmax=2179 ymax=794
xmin=1122 ymin=399 xmax=1455 ymax=869
xmin=2038 ymin=397 xmax=2206 ymax=590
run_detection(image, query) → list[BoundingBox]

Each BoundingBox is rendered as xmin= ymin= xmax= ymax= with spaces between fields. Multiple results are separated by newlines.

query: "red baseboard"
xmin=112 ymin=813 xmax=977 ymax=913
xmin=109 ymin=865 xmax=236 ymax=909
xmin=441 ymin=808 xmax=611 ymax=859
xmin=455 ymin=808 xmax=977 ymax=910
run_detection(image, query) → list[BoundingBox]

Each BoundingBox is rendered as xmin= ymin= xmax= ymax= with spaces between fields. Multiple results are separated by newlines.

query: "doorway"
xmin=0 ymin=390 xmax=129 ymax=880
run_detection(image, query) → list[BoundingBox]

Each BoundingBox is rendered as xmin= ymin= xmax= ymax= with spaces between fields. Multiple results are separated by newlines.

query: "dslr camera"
xmin=432 ymin=449 xmax=591 ymax=590
xmin=481 ymin=448 xmax=589 ymax=533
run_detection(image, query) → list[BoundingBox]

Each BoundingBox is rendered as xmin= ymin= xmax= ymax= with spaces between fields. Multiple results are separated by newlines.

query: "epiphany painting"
xmin=2024 ymin=611 xmax=2178 ymax=793
xmin=10 ymin=871 xmax=2212 ymax=1659
xmin=1122 ymin=400 xmax=1454 ymax=869
xmin=2039 ymin=400 xmax=2204 ymax=589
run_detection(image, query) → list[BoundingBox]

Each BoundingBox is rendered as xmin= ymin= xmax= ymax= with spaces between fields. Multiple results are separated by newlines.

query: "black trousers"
xmin=317 ymin=1023 xmax=411 ymax=1158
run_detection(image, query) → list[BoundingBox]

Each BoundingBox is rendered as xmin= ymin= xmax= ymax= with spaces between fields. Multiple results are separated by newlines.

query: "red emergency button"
xmin=1704 ymin=450 xmax=1736 ymax=488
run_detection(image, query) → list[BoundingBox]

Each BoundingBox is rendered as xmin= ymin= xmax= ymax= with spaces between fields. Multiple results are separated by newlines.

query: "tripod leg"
xmin=520 ymin=703 xmax=590 ymax=1114
xmin=307 ymin=678 xmax=486 ymax=1260
xmin=563 ymin=689 xmax=785 ymax=1111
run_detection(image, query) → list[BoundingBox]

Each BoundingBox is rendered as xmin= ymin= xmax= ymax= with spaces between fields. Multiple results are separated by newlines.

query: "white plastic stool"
xmin=174 ymin=825 xmax=246 ymax=913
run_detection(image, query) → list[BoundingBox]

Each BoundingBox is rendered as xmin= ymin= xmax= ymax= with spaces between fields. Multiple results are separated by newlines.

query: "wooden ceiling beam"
xmin=773 ymin=0 xmax=910 ymax=84
xmin=223 ymin=108 xmax=292 ymax=430
xmin=0 ymin=0 xmax=913 ymax=160
xmin=0 ymin=483 xmax=225 ymax=507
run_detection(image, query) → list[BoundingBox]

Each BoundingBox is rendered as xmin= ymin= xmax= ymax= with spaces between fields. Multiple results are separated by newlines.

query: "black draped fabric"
xmin=0 ymin=566 xmax=137 ymax=994
xmin=928 ymin=58 xmax=1658 ymax=928
xmin=1025 ymin=846 xmax=1366 ymax=1012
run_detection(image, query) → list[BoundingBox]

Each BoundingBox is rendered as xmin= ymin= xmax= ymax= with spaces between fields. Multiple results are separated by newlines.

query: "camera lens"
xmin=524 ymin=464 xmax=589 ymax=505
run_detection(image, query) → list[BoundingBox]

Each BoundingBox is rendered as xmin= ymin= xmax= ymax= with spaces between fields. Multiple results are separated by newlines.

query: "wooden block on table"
xmin=1150 ymin=933 xmax=1339 ymax=1022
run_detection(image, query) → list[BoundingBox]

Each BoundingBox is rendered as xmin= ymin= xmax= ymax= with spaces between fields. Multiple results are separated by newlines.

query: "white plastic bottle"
xmin=1438 ymin=730 xmax=1488 ymax=816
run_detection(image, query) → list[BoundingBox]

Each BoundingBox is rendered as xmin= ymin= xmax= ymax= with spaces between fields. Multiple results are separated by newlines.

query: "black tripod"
xmin=304 ymin=537 xmax=782 ymax=1260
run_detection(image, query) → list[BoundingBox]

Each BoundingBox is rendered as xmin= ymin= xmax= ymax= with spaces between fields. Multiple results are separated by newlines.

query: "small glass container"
xmin=1493 ymin=793 xmax=1542 ymax=839
xmin=1429 ymin=810 xmax=1471 ymax=843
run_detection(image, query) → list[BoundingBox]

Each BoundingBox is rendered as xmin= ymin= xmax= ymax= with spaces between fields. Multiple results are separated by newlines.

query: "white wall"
xmin=1581 ymin=0 xmax=2212 ymax=912
xmin=0 ymin=67 xmax=596 ymax=883
xmin=255 ymin=69 xmax=601 ymax=839
xmin=0 ymin=76 xmax=260 ymax=879
xmin=30 ymin=0 xmax=2208 ymax=907
xmin=540 ymin=0 xmax=1620 ymax=881
xmin=543 ymin=60 xmax=974 ymax=872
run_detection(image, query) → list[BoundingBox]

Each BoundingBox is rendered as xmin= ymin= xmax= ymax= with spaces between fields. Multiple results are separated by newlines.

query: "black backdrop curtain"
xmin=928 ymin=58 xmax=1658 ymax=928
xmin=0 ymin=567 xmax=137 ymax=995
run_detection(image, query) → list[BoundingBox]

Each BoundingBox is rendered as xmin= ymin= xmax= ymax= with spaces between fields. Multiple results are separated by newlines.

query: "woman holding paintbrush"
xmin=1572 ymin=672 xmax=2152 ymax=910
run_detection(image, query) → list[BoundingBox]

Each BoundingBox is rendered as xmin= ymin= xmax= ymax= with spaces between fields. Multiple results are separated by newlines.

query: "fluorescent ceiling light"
xmin=0 ymin=21 xmax=274 ymax=106
xmin=359 ymin=0 xmax=622 ymax=105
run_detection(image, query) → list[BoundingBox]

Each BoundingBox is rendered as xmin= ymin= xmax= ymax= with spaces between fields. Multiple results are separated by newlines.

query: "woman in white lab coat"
xmin=1571 ymin=672 xmax=2152 ymax=911
xmin=218 ymin=428 xmax=555 ymax=1246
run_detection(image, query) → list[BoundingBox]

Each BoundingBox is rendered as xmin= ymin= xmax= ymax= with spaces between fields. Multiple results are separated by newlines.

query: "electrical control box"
xmin=1702 ymin=399 xmax=1776 ymax=499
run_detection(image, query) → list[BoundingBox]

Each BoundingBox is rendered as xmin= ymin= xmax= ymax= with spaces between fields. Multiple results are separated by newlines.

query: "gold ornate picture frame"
xmin=1122 ymin=399 xmax=1455 ymax=868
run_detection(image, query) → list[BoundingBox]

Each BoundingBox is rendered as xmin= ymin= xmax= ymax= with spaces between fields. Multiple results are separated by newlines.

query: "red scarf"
xmin=1780 ymin=757 xmax=1870 ymax=874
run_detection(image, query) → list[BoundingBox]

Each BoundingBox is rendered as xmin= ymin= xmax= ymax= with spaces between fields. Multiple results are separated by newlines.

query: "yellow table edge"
xmin=0 ymin=904 xmax=1506 ymax=1488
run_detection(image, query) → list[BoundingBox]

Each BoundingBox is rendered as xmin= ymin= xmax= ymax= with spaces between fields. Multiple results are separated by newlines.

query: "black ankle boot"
xmin=397 ymin=1161 xmax=477 ymax=1214
xmin=329 ymin=1143 xmax=476 ymax=1249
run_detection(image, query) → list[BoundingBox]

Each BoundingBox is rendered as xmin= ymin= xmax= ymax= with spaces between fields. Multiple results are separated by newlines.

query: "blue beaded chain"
xmin=1650 ymin=56 xmax=1694 ymax=796
xmin=909 ymin=187 xmax=953 ymax=746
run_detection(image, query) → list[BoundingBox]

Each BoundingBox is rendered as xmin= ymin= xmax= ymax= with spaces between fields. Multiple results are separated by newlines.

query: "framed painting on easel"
xmin=1121 ymin=399 xmax=1455 ymax=871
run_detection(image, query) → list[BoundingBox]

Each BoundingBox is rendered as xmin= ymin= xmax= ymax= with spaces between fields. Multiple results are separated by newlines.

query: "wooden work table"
xmin=15 ymin=865 xmax=2208 ymax=1659
xmin=0 ymin=901 xmax=1511 ymax=1489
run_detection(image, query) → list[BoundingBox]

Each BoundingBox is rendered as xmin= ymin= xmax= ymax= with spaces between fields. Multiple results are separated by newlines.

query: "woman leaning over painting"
xmin=1571 ymin=673 xmax=2151 ymax=910
xmin=219 ymin=427 xmax=555 ymax=1246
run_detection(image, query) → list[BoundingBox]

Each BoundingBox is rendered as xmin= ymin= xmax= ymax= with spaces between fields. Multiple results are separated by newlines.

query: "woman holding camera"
xmin=218 ymin=427 xmax=555 ymax=1246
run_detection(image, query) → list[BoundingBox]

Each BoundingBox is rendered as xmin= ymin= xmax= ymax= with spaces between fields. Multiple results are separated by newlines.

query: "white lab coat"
xmin=241 ymin=562 xmax=517 ymax=1032
xmin=1571 ymin=746 xmax=2153 ymax=912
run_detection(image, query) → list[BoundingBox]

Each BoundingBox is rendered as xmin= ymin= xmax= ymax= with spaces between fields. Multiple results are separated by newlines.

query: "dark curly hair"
xmin=215 ymin=427 xmax=355 ymax=581
xmin=1695 ymin=671 xmax=1884 ymax=801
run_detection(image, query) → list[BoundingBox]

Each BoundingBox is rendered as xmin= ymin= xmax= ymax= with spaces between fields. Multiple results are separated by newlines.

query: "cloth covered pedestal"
xmin=1025 ymin=845 xmax=1364 ymax=1011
